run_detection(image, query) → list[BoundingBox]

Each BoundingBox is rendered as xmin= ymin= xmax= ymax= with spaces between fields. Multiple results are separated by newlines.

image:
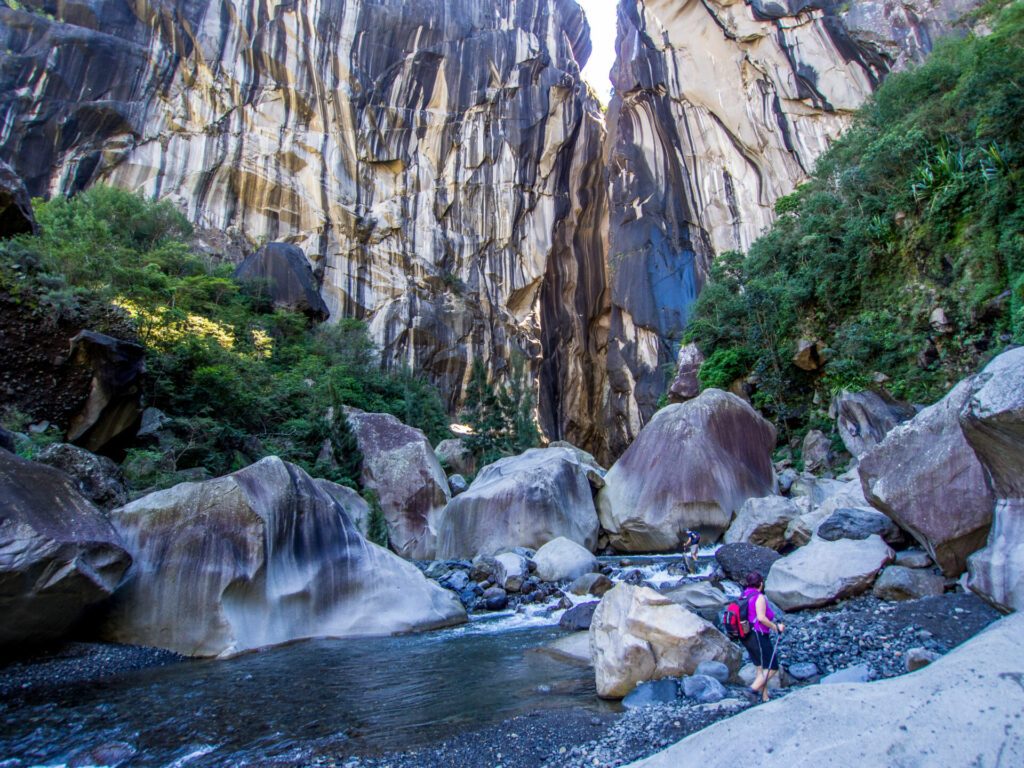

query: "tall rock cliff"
xmin=0 ymin=0 xmax=611 ymax=455
xmin=602 ymin=0 xmax=979 ymax=453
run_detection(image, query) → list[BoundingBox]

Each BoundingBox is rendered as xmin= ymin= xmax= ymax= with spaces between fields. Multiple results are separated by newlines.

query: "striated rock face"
xmin=102 ymin=457 xmax=466 ymax=656
xmin=0 ymin=0 xmax=611 ymax=457
xmin=234 ymin=243 xmax=330 ymax=322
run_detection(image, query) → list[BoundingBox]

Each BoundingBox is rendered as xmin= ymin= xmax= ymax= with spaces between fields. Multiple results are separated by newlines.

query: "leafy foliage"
xmin=1 ymin=186 xmax=450 ymax=492
xmin=460 ymin=354 xmax=541 ymax=468
xmin=686 ymin=3 xmax=1024 ymax=439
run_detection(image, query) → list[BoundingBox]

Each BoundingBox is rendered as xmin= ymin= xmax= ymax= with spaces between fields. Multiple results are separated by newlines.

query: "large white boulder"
xmin=724 ymin=496 xmax=801 ymax=550
xmin=766 ymin=535 xmax=893 ymax=611
xmin=435 ymin=447 xmax=600 ymax=559
xmin=624 ymin=613 xmax=1024 ymax=768
xmin=533 ymin=537 xmax=598 ymax=582
xmin=102 ymin=457 xmax=466 ymax=656
xmin=597 ymin=390 xmax=776 ymax=551
xmin=590 ymin=584 xmax=741 ymax=699
xmin=962 ymin=348 xmax=1024 ymax=612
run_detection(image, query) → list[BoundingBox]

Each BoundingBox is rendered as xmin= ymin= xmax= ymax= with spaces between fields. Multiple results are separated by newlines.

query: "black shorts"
xmin=742 ymin=631 xmax=780 ymax=671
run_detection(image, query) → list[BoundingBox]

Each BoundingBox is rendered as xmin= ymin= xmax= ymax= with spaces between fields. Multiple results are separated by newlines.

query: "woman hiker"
xmin=740 ymin=571 xmax=785 ymax=702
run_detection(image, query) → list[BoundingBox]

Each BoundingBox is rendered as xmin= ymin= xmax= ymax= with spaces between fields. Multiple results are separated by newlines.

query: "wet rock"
xmin=590 ymin=584 xmax=741 ymax=699
xmin=872 ymin=566 xmax=945 ymax=602
xmin=0 ymin=450 xmax=131 ymax=649
xmin=435 ymin=438 xmax=476 ymax=478
xmin=831 ymin=390 xmax=916 ymax=459
xmin=820 ymin=664 xmax=872 ymax=685
xmin=597 ymin=390 xmax=776 ymax=551
xmin=35 ymin=442 xmax=127 ymax=511
xmin=714 ymin=543 xmax=781 ymax=583
xmin=723 ymin=496 xmax=801 ymax=550
xmin=560 ymin=601 xmax=600 ymax=631
xmin=694 ymin=661 xmax=729 ymax=684
xmin=234 ymin=242 xmax=329 ymax=321
xmin=568 ymin=573 xmax=613 ymax=598
xmin=905 ymin=647 xmax=941 ymax=672
xmin=682 ymin=674 xmax=727 ymax=704
xmin=766 ymin=536 xmax=893 ymax=611
xmin=534 ymin=537 xmax=598 ymax=583
xmin=482 ymin=587 xmax=508 ymax=612
xmin=101 ymin=457 xmax=465 ymax=656
xmin=0 ymin=158 xmax=36 ymax=237
xmin=65 ymin=331 xmax=145 ymax=454
xmin=817 ymin=507 xmax=903 ymax=546
xmin=962 ymin=348 xmax=1024 ymax=613
xmin=346 ymin=409 xmax=450 ymax=560
xmin=622 ymin=678 xmax=680 ymax=709
xmin=437 ymin=447 xmax=600 ymax=559
xmin=860 ymin=378 xmax=994 ymax=576
xmin=633 ymin=612 xmax=1024 ymax=768
xmin=667 ymin=344 xmax=704 ymax=402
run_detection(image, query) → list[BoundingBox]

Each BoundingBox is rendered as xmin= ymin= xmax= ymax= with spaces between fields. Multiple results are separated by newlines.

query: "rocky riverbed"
xmin=304 ymin=590 xmax=1000 ymax=768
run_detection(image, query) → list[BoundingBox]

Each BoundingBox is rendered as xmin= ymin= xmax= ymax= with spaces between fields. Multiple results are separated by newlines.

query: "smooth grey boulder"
xmin=694 ymin=661 xmax=730 ymax=684
xmin=314 ymin=479 xmax=371 ymax=536
xmin=789 ymin=474 xmax=848 ymax=506
xmin=785 ymin=479 xmax=871 ymax=548
xmin=715 ymin=543 xmax=781 ymax=583
xmin=623 ymin=678 xmax=680 ymax=709
xmin=820 ymin=664 xmax=872 ymax=685
xmin=435 ymin=438 xmax=476 ymax=478
xmin=533 ymin=537 xmax=598 ymax=583
xmin=766 ymin=536 xmax=893 ymax=611
xmin=624 ymin=613 xmax=1024 ymax=768
xmin=662 ymin=582 xmax=728 ymax=622
xmin=560 ymin=601 xmax=600 ymax=631
xmin=346 ymin=409 xmax=450 ymax=560
xmin=682 ymin=674 xmax=726 ymax=704
xmin=35 ymin=442 xmax=128 ymax=511
xmin=493 ymin=552 xmax=529 ymax=592
xmin=0 ymin=450 xmax=131 ymax=648
xmin=448 ymin=474 xmax=469 ymax=496
xmin=482 ymin=587 xmax=508 ymax=611
xmin=895 ymin=549 xmax=934 ymax=569
xmin=436 ymin=447 xmax=599 ymax=560
xmin=831 ymin=390 xmax=915 ymax=459
xmin=598 ymin=390 xmax=776 ymax=551
xmin=724 ymin=496 xmax=801 ymax=551
xmin=102 ymin=457 xmax=465 ymax=656
xmin=234 ymin=242 xmax=329 ymax=321
xmin=817 ymin=507 xmax=903 ymax=546
xmin=860 ymin=378 xmax=994 ymax=576
xmin=787 ymin=662 xmax=819 ymax=681
xmin=962 ymin=348 xmax=1024 ymax=613
xmin=872 ymin=565 xmax=945 ymax=601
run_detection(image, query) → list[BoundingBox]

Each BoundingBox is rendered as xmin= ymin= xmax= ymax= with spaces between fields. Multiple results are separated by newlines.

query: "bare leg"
xmin=761 ymin=669 xmax=777 ymax=702
xmin=750 ymin=666 xmax=766 ymax=695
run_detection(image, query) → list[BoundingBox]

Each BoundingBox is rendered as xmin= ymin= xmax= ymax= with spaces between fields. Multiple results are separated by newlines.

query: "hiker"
xmin=740 ymin=571 xmax=785 ymax=702
xmin=683 ymin=529 xmax=701 ymax=574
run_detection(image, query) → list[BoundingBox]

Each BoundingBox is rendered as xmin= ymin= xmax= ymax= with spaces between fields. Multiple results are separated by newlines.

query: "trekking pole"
xmin=767 ymin=627 xmax=784 ymax=672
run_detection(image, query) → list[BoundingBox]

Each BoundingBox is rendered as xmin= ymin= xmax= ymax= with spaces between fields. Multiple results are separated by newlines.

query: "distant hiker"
xmin=683 ymin=529 xmax=701 ymax=574
xmin=741 ymin=571 xmax=785 ymax=703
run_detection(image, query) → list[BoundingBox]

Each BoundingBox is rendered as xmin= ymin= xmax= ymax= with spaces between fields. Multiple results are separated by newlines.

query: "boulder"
xmin=548 ymin=441 xmax=608 ymax=491
xmin=831 ymin=390 xmax=915 ymax=459
xmin=667 ymin=343 xmax=704 ymax=402
xmin=313 ymin=479 xmax=370 ymax=535
xmin=738 ymin=663 xmax=782 ymax=690
xmin=568 ymin=573 xmax=613 ymax=597
xmin=534 ymin=537 xmax=598 ymax=583
xmin=470 ymin=555 xmax=498 ymax=582
xmin=448 ymin=474 xmax=469 ymax=495
xmin=345 ymin=409 xmax=450 ymax=560
xmin=905 ymin=647 xmax=941 ymax=672
xmin=436 ymin=447 xmax=599 ymax=559
xmin=820 ymin=664 xmax=872 ymax=685
xmin=789 ymin=474 xmax=848 ymax=506
xmin=694 ymin=660 xmax=730 ymax=684
xmin=540 ymin=631 xmax=592 ymax=666
xmin=860 ymin=378 xmax=994 ymax=576
xmin=435 ymin=438 xmax=476 ymax=478
xmin=723 ymin=496 xmax=801 ymax=550
xmin=35 ymin=443 xmax=128 ymax=511
xmin=817 ymin=507 xmax=903 ymax=546
xmin=801 ymin=429 xmax=832 ymax=473
xmin=895 ymin=550 xmax=934 ymax=569
xmin=0 ymin=450 xmax=131 ymax=648
xmin=714 ymin=543 xmax=781 ymax=583
xmin=785 ymin=478 xmax=871 ymax=547
xmin=623 ymin=678 xmax=680 ymax=708
xmin=787 ymin=662 xmax=819 ymax=681
xmin=766 ymin=535 xmax=893 ymax=611
xmin=682 ymin=674 xmax=727 ymax=704
xmin=597 ymin=390 xmax=776 ymax=551
xmin=590 ymin=584 xmax=741 ymax=699
xmin=101 ymin=457 xmax=465 ymax=656
xmin=233 ymin=242 xmax=329 ymax=321
xmin=962 ymin=348 xmax=1024 ymax=613
xmin=482 ymin=586 xmax=508 ymax=611
xmin=0 ymin=158 xmax=37 ymax=237
xmin=791 ymin=339 xmax=826 ymax=371
xmin=493 ymin=552 xmax=529 ymax=592
xmin=560 ymin=601 xmax=600 ymax=631
xmin=872 ymin=565 xmax=945 ymax=601
xmin=65 ymin=331 xmax=145 ymax=454
xmin=624 ymin=614 xmax=1024 ymax=768
xmin=662 ymin=582 xmax=728 ymax=622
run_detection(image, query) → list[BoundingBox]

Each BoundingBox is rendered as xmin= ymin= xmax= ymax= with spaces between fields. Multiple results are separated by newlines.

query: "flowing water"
xmin=0 ymin=554 xmax=712 ymax=767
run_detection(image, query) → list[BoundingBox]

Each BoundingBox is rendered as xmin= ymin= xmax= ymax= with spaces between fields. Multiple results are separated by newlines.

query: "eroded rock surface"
xmin=102 ymin=457 xmax=466 ymax=656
